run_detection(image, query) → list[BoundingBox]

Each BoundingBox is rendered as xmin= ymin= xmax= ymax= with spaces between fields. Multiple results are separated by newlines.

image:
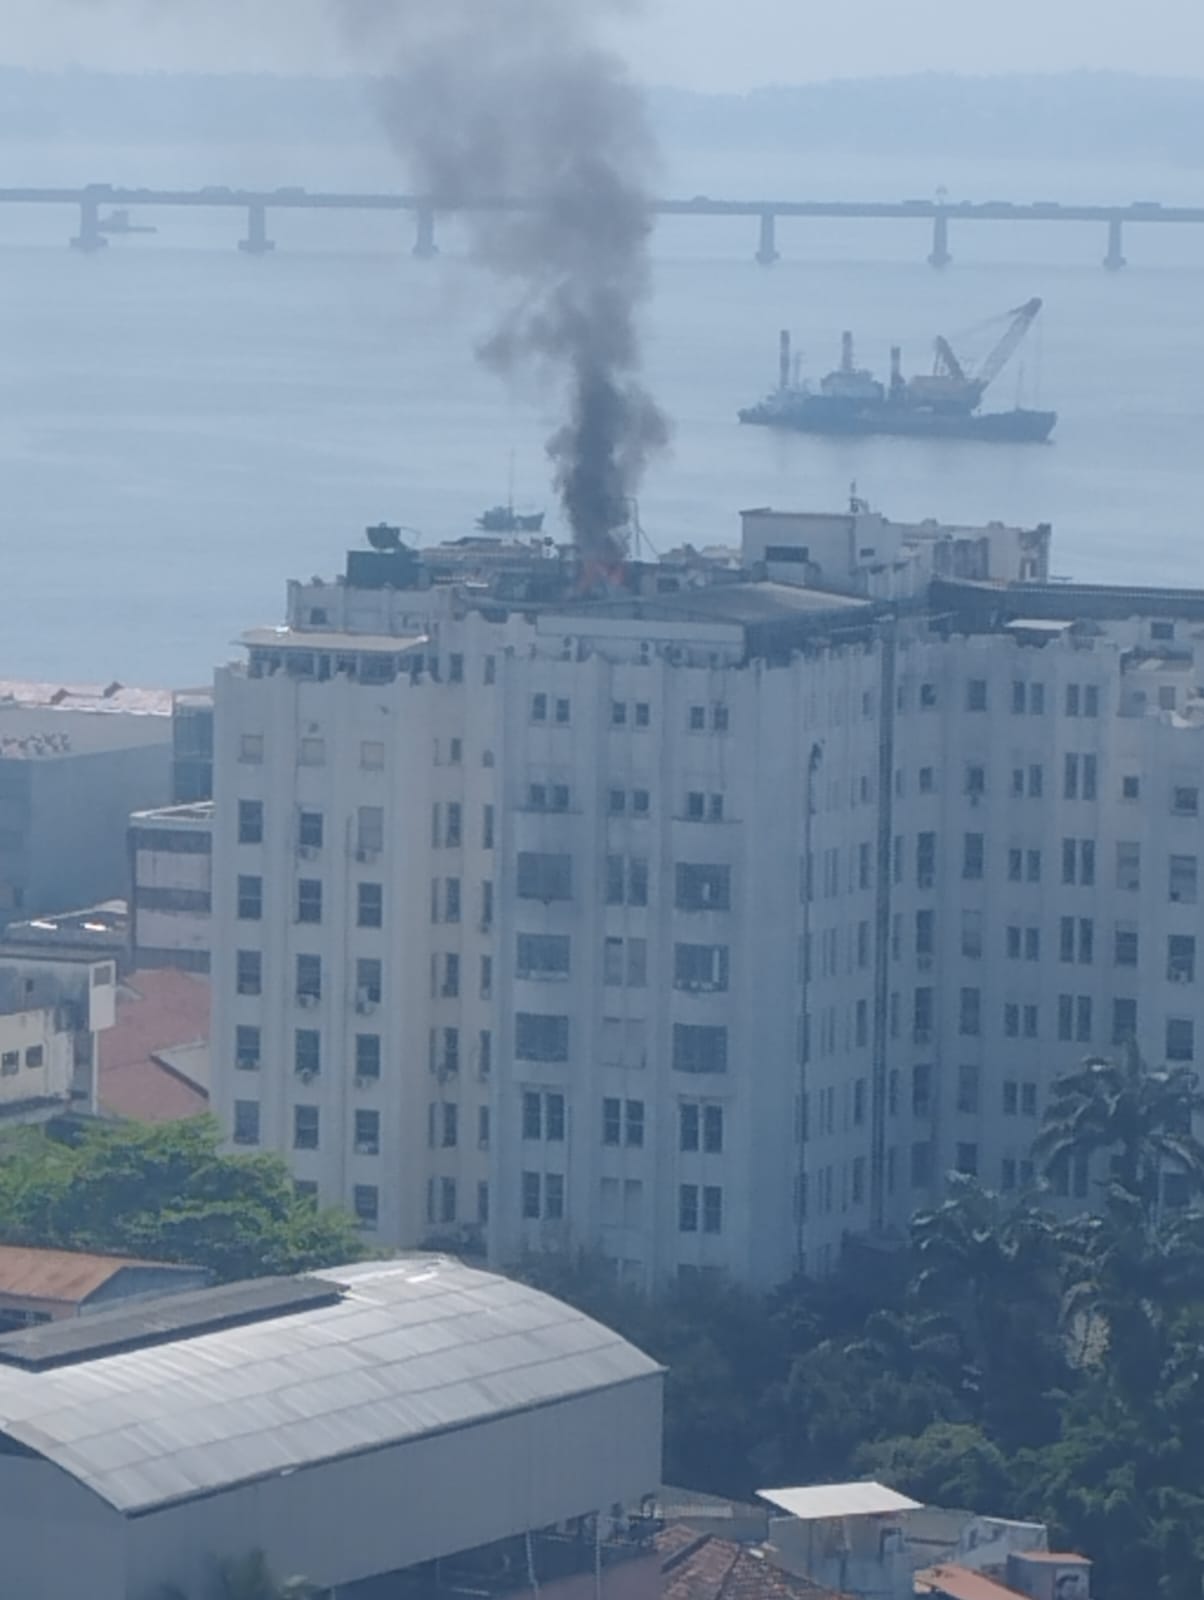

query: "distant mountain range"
xmin=0 ymin=67 xmax=1201 ymax=166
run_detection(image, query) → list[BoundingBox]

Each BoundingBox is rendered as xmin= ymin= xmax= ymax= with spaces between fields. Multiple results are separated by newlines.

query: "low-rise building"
xmin=128 ymin=801 xmax=213 ymax=973
xmin=97 ymin=967 xmax=210 ymax=1122
xmin=0 ymin=1245 xmax=211 ymax=1332
xmin=0 ymin=680 xmax=173 ymax=925
xmin=0 ymin=1254 xmax=663 ymax=1600
xmin=0 ymin=953 xmax=117 ymax=1122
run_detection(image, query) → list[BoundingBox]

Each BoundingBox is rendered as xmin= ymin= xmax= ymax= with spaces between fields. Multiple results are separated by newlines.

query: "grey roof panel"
xmin=0 ymin=1255 xmax=661 ymax=1515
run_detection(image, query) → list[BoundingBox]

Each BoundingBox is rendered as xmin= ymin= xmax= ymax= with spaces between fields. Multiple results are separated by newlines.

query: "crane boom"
xmin=933 ymin=335 xmax=968 ymax=383
xmin=976 ymin=297 xmax=1043 ymax=392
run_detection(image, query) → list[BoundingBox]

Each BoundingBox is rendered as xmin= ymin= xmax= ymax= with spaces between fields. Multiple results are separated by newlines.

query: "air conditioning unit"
xmin=356 ymin=847 xmax=380 ymax=864
xmin=917 ymin=954 xmax=933 ymax=971
xmin=355 ymin=996 xmax=378 ymax=1016
xmin=354 ymin=1074 xmax=375 ymax=1090
xmin=298 ymin=992 xmax=319 ymax=1008
xmin=236 ymin=1056 xmax=258 ymax=1071
xmin=298 ymin=844 xmax=318 ymax=860
xmin=297 ymin=1067 xmax=317 ymax=1083
xmin=354 ymin=1141 xmax=378 ymax=1156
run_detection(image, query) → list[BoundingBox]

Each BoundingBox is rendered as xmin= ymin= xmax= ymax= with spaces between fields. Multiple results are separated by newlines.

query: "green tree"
xmin=1034 ymin=1044 xmax=1204 ymax=1215
xmin=0 ymin=1118 xmax=364 ymax=1281
xmin=856 ymin=1421 xmax=1016 ymax=1512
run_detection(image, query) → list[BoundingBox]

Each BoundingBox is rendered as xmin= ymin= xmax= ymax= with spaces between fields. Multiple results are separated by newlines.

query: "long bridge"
xmin=3 ymin=183 xmax=1202 ymax=269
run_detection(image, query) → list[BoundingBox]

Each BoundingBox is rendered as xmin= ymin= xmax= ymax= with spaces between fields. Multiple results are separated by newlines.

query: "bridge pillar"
xmin=70 ymin=193 xmax=108 ymax=253
xmin=755 ymin=210 xmax=779 ymax=265
xmin=928 ymin=212 xmax=951 ymax=269
xmin=413 ymin=205 xmax=439 ymax=259
xmin=1103 ymin=215 xmax=1126 ymax=272
xmin=238 ymin=202 xmax=276 ymax=255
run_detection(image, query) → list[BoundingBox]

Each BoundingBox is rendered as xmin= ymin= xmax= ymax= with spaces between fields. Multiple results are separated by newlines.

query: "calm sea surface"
xmin=3 ymin=139 xmax=1204 ymax=684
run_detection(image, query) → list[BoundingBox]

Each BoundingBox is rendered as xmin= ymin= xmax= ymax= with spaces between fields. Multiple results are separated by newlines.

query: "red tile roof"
xmin=917 ymin=1566 xmax=1027 ymax=1600
xmin=98 ymin=970 xmax=210 ymax=1123
xmin=0 ymin=1244 xmax=181 ymax=1305
xmin=658 ymin=1529 xmax=848 ymax=1600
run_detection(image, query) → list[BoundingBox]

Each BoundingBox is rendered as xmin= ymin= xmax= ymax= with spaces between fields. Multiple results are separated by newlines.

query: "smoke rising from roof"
xmin=339 ymin=0 xmax=669 ymax=566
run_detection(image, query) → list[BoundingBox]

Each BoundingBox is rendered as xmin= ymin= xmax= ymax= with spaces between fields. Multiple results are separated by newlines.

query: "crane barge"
xmin=738 ymin=298 xmax=1056 ymax=443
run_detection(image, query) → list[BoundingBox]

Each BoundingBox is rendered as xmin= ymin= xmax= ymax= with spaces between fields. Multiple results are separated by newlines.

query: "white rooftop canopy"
xmin=757 ymin=1482 xmax=923 ymax=1520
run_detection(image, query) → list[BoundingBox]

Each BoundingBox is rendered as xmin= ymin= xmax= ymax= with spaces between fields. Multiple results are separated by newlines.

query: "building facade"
xmin=128 ymin=802 xmax=213 ymax=973
xmin=0 ymin=952 xmax=117 ymax=1123
xmin=211 ymin=520 xmax=1204 ymax=1287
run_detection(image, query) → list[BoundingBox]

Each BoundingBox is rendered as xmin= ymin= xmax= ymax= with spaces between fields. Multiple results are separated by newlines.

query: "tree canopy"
xmin=0 ymin=1117 xmax=364 ymax=1282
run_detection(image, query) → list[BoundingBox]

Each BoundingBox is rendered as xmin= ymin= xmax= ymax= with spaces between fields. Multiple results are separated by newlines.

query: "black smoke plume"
xmin=340 ymin=0 xmax=669 ymax=566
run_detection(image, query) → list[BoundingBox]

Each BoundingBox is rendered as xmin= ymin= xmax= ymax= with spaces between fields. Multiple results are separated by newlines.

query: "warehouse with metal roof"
xmin=0 ymin=1254 xmax=664 ymax=1600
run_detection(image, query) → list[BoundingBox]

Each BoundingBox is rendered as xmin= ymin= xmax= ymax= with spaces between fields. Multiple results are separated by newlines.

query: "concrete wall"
xmin=0 ymin=1457 xmax=126 ymax=1600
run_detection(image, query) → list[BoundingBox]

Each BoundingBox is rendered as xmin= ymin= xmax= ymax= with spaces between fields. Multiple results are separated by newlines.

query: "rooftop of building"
xmin=934 ymin=576 xmax=1204 ymax=626
xmin=0 ymin=1245 xmax=203 ymax=1308
xmin=0 ymin=902 xmax=127 ymax=961
xmin=98 ymin=970 xmax=210 ymax=1123
xmin=916 ymin=1566 xmax=1027 ymax=1600
xmin=0 ymin=680 xmax=173 ymax=717
xmin=657 ymin=1527 xmax=848 ymax=1600
xmin=0 ymin=1254 xmax=663 ymax=1515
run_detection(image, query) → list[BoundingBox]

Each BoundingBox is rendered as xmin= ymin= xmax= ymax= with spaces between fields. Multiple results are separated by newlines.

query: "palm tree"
xmin=1033 ymin=1042 xmax=1204 ymax=1216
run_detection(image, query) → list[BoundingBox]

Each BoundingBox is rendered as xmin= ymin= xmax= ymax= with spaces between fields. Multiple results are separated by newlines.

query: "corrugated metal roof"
xmin=757 ymin=1484 xmax=922 ymax=1520
xmin=0 ymin=1256 xmax=661 ymax=1515
xmin=916 ymin=1565 xmax=1026 ymax=1600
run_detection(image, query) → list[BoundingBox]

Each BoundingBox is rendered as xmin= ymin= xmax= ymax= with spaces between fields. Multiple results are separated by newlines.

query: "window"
xmin=440 ymin=1102 xmax=458 ymax=1148
xmin=236 ymin=949 xmax=261 ymax=996
xmin=477 ymin=1180 xmax=490 ymax=1224
xmin=1021 ymin=1082 xmax=1038 ymax=1117
xmin=603 ymin=1097 xmax=622 ymax=1146
xmin=531 ymin=693 xmax=548 ymax=723
xmin=1169 ymin=934 xmax=1196 ymax=984
xmin=688 ymin=705 xmax=706 ymax=731
xmin=703 ymin=1185 xmax=723 ymax=1233
xmin=1175 ymin=786 xmax=1200 ymax=818
xmin=1064 ymin=754 xmax=1079 ymax=800
xmin=1117 ymin=841 xmax=1141 ymax=891
xmin=1112 ymin=998 xmax=1138 ymax=1044
xmin=679 ymin=1103 xmax=700 ymax=1151
xmin=1003 ymin=1080 xmax=1018 ymax=1115
xmin=962 ymin=833 xmax=984 ymax=880
xmin=344 ymin=1035 xmax=378 ymax=1085
xmin=238 ymin=800 xmax=263 ymax=845
xmin=920 ymin=682 xmax=937 ymax=709
xmin=478 ymin=1030 xmax=492 ymax=1079
xmin=959 ymin=987 xmax=981 ymax=1036
xmin=678 ymin=1184 xmax=699 ymax=1232
xmin=293 ymin=1105 xmax=319 ymax=1150
xmin=523 ymin=1092 xmax=543 ymax=1141
xmin=445 ymin=802 xmax=462 ymax=847
xmin=482 ymin=804 xmax=495 ymax=851
xmin=295 ymin=810 xmax=323 ymax=852
xmin=355 ymin=1110 xmax=380 ymax=1155
xmin=612 ymin=700 xmax=627 ymax=726
xmin=912 ymin=1063 xmax=932 ymax=1118
xmin=544 ymin=1173 xmax=565 ymax=1220
xmin=516 ymin=1013 xmax=569 ymax=1062
xmin=1170 ymin=854 xmax=1198 ymax=904
xmin=1065 ymin=683 xmax=1081 ymax=717
xmin=1030 ymin=682 xmax=1045 ymax=714
xmin=957 ymin=1063 xmax=980 ymax=1114
xmin=357 ymin=883 xmax=383 ymax=928
xmin=965 ymin=764 xmax=985 ymax=796
xmin=674 ymin=943 xmax=729 ymax=991
xmin=294 ymin=1029 xmax=320 ymax=1077
xmin=966 ymin=679 xmax=987 ymax=712
xmin=956 ymin=1142 xmax=979 ymax=1176
xmin=1122 ymin=775 xmax=1140 ymax=801
xmin=544 ymin=1092 xmax=565 ymax=1141
xmin=635 ymin=702 xmax=651 ymax=727
xmin=1115 ymin=925 xmax=1139 ymax=967
xmin=911 ymin=1141 xmax=932 ymax=1185
xmin=1004 ymin=1004 xmax=1019 ymax=1038
xmin=675 ymin=863 xmax=731 ymax=911
xmin=919 ymin=765 xmax=934 ymax=793
xmin=297 ymin=879 xmax=322 ymax=924
xmin=0 ymin=1051 xmax=17 ymax=1076
xmin=712 ymin=704 xmax=729 ymax=732
xmin=353 ymin=1185 xmax=379 ymax=1228
xmin=440 ymin=953 xmax=460 ymax=998
xmin=237 ymin=874 xmax=262 ymax=921
xmin=356 ymin=958 xmax=382 ymax=1005
xmin=1167 ymin=1018 xmax=1195 ymax=1062
xmin=235 ymin=1025 xmax=260 ymax=1070
xmin=517 ymin=851 xmax=572 ymax=901
xmin=233 ymin=1100 xmax=260 ymax=1145
xmin=517 ymin=933 xmax=571 ymax=980
xmin=1012 ymin=681 xmax=1026 ymax=714
xmin=914 ymin=987 xmax=934 ymax=1042
xmin=1008 ymin=849 xmax=1022 ymax=883
xmin=554 ymin=697 xmax=570 ymax=725
xmin=672 ymin=1024 xmax=728 ymax=1075
xmin=522 ymin=1172 xmax=542 ymax=1219
xmin=239 ymin=733 xmax=264 ymax=764
xmin=295 ymin=953 xmax=321 ymax=1002
xmin=916 ymin=832 xmax=935 ymax=889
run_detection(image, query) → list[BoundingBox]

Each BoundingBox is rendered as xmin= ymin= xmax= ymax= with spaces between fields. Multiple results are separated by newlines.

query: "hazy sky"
xmin=5 ymin=0 xmax=1203 ymax=89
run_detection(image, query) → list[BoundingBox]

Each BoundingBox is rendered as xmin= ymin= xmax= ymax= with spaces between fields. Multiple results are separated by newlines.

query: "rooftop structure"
xmin=658 ymin=1526 xmax=847 ymax=1600
xmin=0 ymin=1244 xmax=211 ymax=1332
xmin=128 ymin=800 xmax=213 ymax=973
xmin=0 ymin=1254 xmax=663 ymax=1599
xmin=97 ymin=968 xmax=209 ymax=1122
xmin=0 ymin=951 xmax=117 ymax=1122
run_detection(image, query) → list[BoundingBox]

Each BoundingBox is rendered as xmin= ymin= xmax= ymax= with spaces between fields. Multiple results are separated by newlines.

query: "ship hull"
xmin=738 ymin=402 xmax=1057 ymax=443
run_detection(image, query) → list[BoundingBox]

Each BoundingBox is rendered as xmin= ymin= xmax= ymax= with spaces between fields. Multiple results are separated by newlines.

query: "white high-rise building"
xmin=211 ymin=516 xmax=1204 ymax=1286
